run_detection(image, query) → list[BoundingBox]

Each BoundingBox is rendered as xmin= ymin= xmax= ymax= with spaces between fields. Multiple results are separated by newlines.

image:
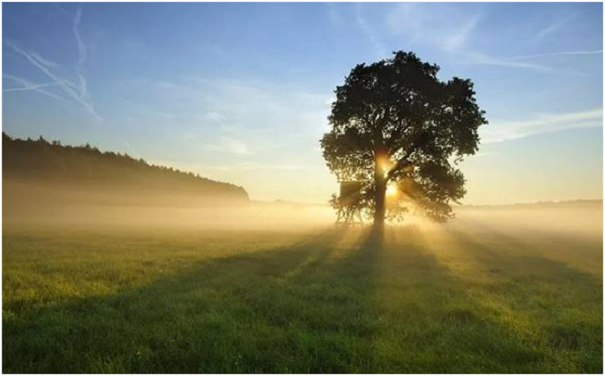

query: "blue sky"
xmin=3 ymin=2 xmax=603 ymax=204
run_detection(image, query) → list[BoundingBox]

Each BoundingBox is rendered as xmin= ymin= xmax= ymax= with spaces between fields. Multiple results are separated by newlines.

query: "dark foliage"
xmin=2 ymin=133 xmax=249 ymax=203
xmin=321 ymin=51 xmax=487 ymax=224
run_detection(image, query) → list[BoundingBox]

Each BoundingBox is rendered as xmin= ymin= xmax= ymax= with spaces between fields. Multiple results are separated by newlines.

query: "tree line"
xmin=2 ymin=133 xmax=249 ymax=203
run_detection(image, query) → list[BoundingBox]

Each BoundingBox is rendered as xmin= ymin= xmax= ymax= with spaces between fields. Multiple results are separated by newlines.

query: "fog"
xmin=450 ymin=202 xmax=603 ymax=239
xmin=3 ymin=181 xmax=334 ymax=231
xmin=4 ymin=181 xmax=602 ymax=241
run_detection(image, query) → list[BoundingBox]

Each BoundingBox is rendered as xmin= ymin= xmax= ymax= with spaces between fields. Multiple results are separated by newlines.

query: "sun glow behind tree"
xmin=321 ymin=51 xmax=487 ymax=226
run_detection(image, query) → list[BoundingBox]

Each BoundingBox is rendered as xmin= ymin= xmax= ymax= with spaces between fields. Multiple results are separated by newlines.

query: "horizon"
xmin=2 ymin=130 xmax=603 ymax=207
xmin=3 ymin=2 xmax=603 ymax=205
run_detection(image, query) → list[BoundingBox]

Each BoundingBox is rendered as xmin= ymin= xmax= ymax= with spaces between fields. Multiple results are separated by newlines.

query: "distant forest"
xmin=3 ymin=133 xmax=249 ymax=205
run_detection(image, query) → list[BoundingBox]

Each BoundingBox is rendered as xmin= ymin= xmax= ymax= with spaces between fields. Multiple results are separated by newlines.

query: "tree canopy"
xmin=321 ymin=51 xmax=487 ymax=224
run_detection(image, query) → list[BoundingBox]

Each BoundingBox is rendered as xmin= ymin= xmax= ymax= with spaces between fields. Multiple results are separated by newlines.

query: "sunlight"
xmin=376 ymin=156 xmax=394 ymax=178
xmin=386 ymin=184 xmax=398 ymax=197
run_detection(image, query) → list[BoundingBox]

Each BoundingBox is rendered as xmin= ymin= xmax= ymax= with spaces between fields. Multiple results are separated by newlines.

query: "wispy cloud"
xmin=385 ymin=3 xmax=570 ymax=73
xmin=121 ymin=140 xmax=142 ymax=159
xmin=3 ymin=73 xmax=65 ymax=101
xmin=387 ymin=3 xmax=481 ymax=52
xmin=73 ymin=6 xmax=89 ymax=103
xmin=463 ymin=52 xmax=554 ymax=72
xmin=189 ymin=76 xmax=331 ymax=137
xmin=481 ymin=108 xmax=603 ymax=143
xmin=138 ymin=76 xmax=331 ymax=172
xmin=205 ymin=111 xmax=227 ymax=127
xmin=205 ymin=137 xmax=252 ymax=155
xmin=52 ymin=3 xmax=69 ymax=16
xmin=327 ymin=3 xmax=344 ymax=29
xmin=4 ymin=7 xmax=101 ymax=122
xmin=27 ymin=50 xmax=62 ymax=69
xmin=355 ymin=3 xmax=387 ymax=58
xmin=511 ymin=49 xmax=603 ymax=60
xmin=444 ymin=16 xmax=481 ymax=52
xmin=200 ymin=162 xmax=313 ymax=172
xmin=537 ymin=15 xmax=574 ymax=39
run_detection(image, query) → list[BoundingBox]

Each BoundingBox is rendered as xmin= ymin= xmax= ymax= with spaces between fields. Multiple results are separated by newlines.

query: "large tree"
xmin=321 ymin=51 xmax=487 ymax=226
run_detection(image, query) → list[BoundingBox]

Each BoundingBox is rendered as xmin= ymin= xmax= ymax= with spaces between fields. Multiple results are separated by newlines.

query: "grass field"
xmin=2 ymin=205 xmax=603 ymax=373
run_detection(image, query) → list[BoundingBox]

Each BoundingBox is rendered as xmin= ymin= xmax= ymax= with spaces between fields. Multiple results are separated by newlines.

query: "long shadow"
xmin=436 ymin=223 xmax=603 ymax=373
xmin=447 ymin=218 xmax=602 ymax=287
xmin=3 ymin=227 xmax=380 ymax=373
xmin=4 ymin=224 xmax=602 ymax=373
xmin=352 ymin=224 xmax=602 ymax=373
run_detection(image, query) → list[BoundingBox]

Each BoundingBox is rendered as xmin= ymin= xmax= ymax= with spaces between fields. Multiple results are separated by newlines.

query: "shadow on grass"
xmin=4 ymin=227 xmax=377 ymax=373
xmin=435 ymin=224 xmax=603 ymax=373
xmin=3 ymin=224 xmax=602 ymax=373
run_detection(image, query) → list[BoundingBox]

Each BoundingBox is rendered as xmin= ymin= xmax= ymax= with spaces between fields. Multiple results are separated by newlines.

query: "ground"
xmin=2 ymin=206 xmax=603 ymax=373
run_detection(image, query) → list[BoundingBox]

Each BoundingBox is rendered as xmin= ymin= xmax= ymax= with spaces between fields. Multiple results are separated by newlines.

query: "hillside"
xmin=2 ymin=133 xmax=249 ymax=208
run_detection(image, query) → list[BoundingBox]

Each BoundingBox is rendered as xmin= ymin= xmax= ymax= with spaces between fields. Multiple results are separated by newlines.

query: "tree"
xmin=321 ymin=51 xmax=487 ymax=226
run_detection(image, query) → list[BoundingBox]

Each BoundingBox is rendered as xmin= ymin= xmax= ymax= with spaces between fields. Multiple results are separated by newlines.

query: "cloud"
xmin=463 ymin=49 xmax=602 ymax=74
xmin=537 ymin=16 xmax=574 ymax=39
xmin=199 ymin=162 xmax=312 ymax=172
xmin=355 ymin=3 xmax=387 ymax=57
xmin=189 ymin=77 xmax=331 ymax=136
xmin=3 ymin=73 xmax=65 ymax=101
xmin=156 ymin=80 xmax=192 ymax=92
xmin=205 ymin=111 xmax=227 ymax=127
xmin=387 ymin=3 xmax=481 ymax=52
xmin=462 ymin=51 xmax=554 ymax=72
xmin=139 ymin=76 xmax=332 ymax=164
xmin=327 ymin=3 xmax=344 ymax=29
xmin=52 ymin=3 xmax=69 ymax=15
xmin=385 ymin=3 xmax=568 ymax=73
xmin=205 ymin=137 xmax=251 ymax=155
xmin=73 ymin=6 xmax=89 ymax=101
xmin=511 ymin=50 xmax=603 ymax=60
xmin=444 ymin=16 xmax=481 ymax=51
xmin=481 ymin=108 xmax=603 ymax=143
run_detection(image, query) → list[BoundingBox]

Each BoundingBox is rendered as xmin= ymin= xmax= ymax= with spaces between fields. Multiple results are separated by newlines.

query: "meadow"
xmin=2 ymin=203 xmax=603 ymax=373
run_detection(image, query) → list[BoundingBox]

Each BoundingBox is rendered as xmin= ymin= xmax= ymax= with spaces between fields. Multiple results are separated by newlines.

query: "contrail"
xmin=3 ymin=73 xmax=65 ymax=101
xmin=5 ymin=40 xmax=102 ymax=122
xmin=73 ymin=6 xmax=88 ymax=100
xmin=6 ymin=7 xmax=143 ymax=161
xmin=512 ymin=50 xmax=603 ymax=60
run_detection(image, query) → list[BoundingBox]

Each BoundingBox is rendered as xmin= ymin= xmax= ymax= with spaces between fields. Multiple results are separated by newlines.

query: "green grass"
xmin=3 ymin=218 xmax=603 ymax=373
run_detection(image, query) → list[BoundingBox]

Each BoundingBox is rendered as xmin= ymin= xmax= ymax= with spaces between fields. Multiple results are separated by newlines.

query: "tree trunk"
xmin=373 ymin=153 xmax=387 ymax=227
xmin=374 ymin=176 xmax=386 ymax=227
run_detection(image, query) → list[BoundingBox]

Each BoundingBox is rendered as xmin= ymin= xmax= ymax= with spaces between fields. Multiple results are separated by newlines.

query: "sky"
xmin=2 ymin=2 xmax=603 ymax=205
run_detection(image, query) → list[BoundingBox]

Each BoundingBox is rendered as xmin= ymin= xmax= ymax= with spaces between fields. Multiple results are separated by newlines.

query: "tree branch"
xmin=386 ymin=159 xmax=412 ymax=181
xmin=385 ymin=131 xmax=426 ymax=180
